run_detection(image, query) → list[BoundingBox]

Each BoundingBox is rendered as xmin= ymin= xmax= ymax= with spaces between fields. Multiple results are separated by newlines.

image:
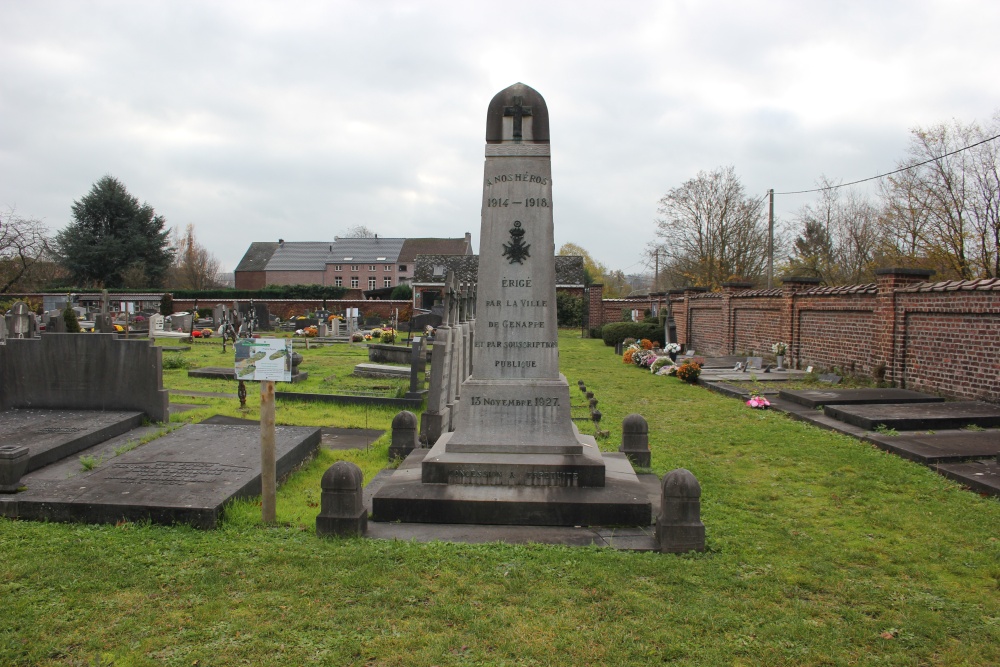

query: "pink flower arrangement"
xmin=746 ymin=395 xmax=770 ymax=409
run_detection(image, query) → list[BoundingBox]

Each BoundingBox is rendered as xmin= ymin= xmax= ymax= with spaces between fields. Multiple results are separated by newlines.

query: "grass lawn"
xmin=2 ymin=332 xmax=998 ymax=666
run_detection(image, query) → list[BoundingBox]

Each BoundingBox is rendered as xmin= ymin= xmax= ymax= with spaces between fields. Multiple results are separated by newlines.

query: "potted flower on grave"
xmin=772 ymin=341 xmax=788 ymax=370
xmin=664 ymin=342 xmax=682 ymax=361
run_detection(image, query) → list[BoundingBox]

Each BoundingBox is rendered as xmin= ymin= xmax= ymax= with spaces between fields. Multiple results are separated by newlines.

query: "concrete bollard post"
xmin=619 ymin=413 xmax=650 ymax=467
xmin=656 ymin=468 xmax=705 ymax=553
xmin=316 ymin=461 xmax=367 ymax=537
xmin=388 ymin=410 xmax=418 ymax=461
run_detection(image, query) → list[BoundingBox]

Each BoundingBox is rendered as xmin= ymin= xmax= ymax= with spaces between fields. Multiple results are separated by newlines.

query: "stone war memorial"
xmin=373 ymin=83 xmax=653 ymax=527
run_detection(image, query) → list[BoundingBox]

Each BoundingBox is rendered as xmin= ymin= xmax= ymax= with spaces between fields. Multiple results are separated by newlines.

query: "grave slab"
xmin=0 ymin=409 xmax=145 ymax=472
xmin=824 ymin=401 xmax=1000 ymax=431
xmin=4 ymin=423 xmax=320 ymax=528
xmin=864 ymin=430 xmax=1000 ymax=464
xmin=934 ymin=459 xmax=1000 ymax=497
xmin=352 ymin=362 xmax=410 ymax=379
xmin=780 ymin=388 xmax=945 ymax=409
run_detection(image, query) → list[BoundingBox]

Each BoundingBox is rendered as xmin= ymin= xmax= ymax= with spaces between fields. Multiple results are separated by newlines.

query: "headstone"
xmin=212 ymin=304 xmax=226 ymax=326
xmin=374 ymin=83 xmax=650 ymax=527
xmin=388 ymin=411 xmax=419 ymax=461
xmin=745 ymin=356 xmax=764 ymax=370
xmin=0 ymin=445 xmax=30 ymax=493
xmin=619 ymin=413 xmax=650 ymax=468
xmin=818 ymin=373 xmax=842 ymax=384
xmin=315 ymin=461 xmax=367 ymax=537
xmin=11 ymin=302 xmax=34 ymax=338
xmin=406 ymin=336 xmax=428 ymax=399
xmin=95 ymin=289 xmax=114 ymax=333
xmin=655 ymin=468 xmax=705 ymax=553
xmin=170 ymin=312 xmax=192 ymax=332
xmin=148 ymin=313 xmax=165 ymax=337
xmin=419 ymin=271 xmax=455 ymax=444
xmin=46 ymin=310 xmax=66 ymax=333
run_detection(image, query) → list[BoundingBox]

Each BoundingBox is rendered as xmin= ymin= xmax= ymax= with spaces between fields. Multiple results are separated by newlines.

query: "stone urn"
xmin=776 ymin=355 xmax=785 ymax=371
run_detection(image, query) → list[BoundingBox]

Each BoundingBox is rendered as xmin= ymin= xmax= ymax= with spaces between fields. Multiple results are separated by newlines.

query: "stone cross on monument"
xmin=373 ymin=83 xmax=651 ymax=527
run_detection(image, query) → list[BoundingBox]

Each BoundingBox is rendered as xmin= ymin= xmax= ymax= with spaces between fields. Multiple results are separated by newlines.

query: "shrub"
xmin=162 ymin=354 xmax=191 ymax=369
xmin=601 ymin=322 xmax=662 ymax=347
xmin=381 ymin=330 xmax=395 ymax=343
xmin=556 ymin=292 xmax=583 ymax=327
xmin=588 ymin=325 xmax=603 ymax=339
xmin=62 ymin=305 xmax=81 ymax=333
xmin=675 ymin=361 xmax=702 ymax=383
xmin=159 ymin=293 xmax=173 ymax=316
xmin=390 ymin=284 xmax=413 ymax=300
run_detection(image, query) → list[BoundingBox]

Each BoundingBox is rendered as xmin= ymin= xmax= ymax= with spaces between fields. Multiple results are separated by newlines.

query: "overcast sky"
xmin=2 ymin=1 xmax=998 ymax=275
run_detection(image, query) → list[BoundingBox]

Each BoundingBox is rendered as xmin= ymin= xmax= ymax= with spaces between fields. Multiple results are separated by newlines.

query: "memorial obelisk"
xmin=373 ymin=83 xmax=650 ymax=526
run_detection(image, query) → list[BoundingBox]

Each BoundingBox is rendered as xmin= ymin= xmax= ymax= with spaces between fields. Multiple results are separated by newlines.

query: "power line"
xmin=774 ymin=132 xmax=1000 ymax=196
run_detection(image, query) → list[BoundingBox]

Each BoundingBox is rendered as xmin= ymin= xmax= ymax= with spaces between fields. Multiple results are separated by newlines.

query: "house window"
xmin=369 ymin=265 xmax=376 ymax=271
xmin=384 ymin=264 xmax=392 ymax=271
xmin=368 ymin=277 xmax=377 ymax=290
xmin=334 ymin=277 xmax=342 ymax=287
xmin=384 ymin=277 xmax=392 ymax=288
xmin=352 ymin=265 xmax=359 ymax=271
xmin=351 ymin=277 xmax=359 ymax=288
xmin=398 ymin=265 xmax=407 ymax=272
xmin=334 ymin=265 xmax=342 ymax=271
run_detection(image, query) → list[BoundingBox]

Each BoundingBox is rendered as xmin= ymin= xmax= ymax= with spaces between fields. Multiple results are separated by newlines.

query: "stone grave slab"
xmin=818 ymin=374 xmax=842 ymax=384
xmin=0 ymin=409 xmax=144 ymax=472
xmin=5 ymin=423 xmax=320 ymax=528
xmin=353 ymin=362 xmax=410 ymax=379
xmin=188 ymin=366 xmax=308 ymax=383
xmin=934 ymin=459 xmax=1000 ymax=497
xmin=780 ymin=388 xmax=945 ymax=409
xmin=864 ymin=430 xmax=1000 ymax=464
xmin=824 ymin=401 xmax=1000 ymax=431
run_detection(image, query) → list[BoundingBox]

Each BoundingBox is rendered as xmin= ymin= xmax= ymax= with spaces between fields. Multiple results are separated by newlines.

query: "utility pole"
xmin=767 ymin=189 xmax=774 ymax=289
xmin=654 ymin=247 xmax=659 ymax=292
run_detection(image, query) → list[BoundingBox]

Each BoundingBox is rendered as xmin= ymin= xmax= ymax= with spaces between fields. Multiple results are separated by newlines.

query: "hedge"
xmin=601 ymin=321 xmax=663 ymax=347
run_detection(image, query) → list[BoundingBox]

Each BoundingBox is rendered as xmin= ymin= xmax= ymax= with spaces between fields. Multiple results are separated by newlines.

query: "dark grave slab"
xmin=780 ymin=388 xmax=945 ymax=409
xmin=825 ymin=401 xmax=1000 ymax=431
xmin=0 ymin=409 xmax=144 ymax=472
xmin=934 ymin=459 xmax=1000 ymax=498
xmin=161 ymin=345 xmax=191 ymax=352
xmin=864 ymin=430 xmax=1000 ymax=464
xmin=818 ymin=374 xmax=842 ymax=384
xmin=6 ymin=423 xmax=320 ymax=528
xmin=188 ymin=367 xmax=308 ymax=383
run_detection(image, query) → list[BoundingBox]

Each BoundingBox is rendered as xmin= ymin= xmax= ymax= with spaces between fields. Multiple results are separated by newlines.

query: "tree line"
xmin=1 ymin=175 xmax=221 ymax=293
xmin=655 ymin=110 xmax=1000 ymax=289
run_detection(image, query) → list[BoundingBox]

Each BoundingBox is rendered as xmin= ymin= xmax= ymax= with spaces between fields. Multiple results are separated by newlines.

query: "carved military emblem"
xmin=502 ymin=221 xmax=531 ymax=265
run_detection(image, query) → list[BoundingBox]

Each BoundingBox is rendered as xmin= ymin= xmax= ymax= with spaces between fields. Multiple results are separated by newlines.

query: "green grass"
xmin=2 ymin=331 xmax=999 ymax=666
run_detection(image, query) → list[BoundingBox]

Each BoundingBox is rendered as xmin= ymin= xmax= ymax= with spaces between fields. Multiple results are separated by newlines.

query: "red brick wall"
xmin=797 ymin=309 xmax=876 ymax=375
xmin=690 ymin=305 xmax=724 ymax=356
xmin=896 ymin=291 xmax=1000 ymax=402
xmin=732 ymin=304 xmax=782 ymax=355
xmin=669 ymin=271 xmax=1000 ymax=403
xmin=234 ymin=271 xmax=266 ymax=290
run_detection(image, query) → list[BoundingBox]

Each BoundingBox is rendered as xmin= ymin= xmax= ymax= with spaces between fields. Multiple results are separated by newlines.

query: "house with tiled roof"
xmin=233 ymin=234 xmax=473 ymax=293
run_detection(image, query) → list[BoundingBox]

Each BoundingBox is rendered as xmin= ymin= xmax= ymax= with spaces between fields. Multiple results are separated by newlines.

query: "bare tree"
xmin=656 ymin=166 xmax=768 ymax=289
xmin=168 ymin=224 xmax=221 ymax=289
xmin=338 ymin=225 xmax=377 ymax=238
xmin=0 ymin=207 xmax=51 ymax=293
xmin=879 ymin=114 xmax=1000 ymax=279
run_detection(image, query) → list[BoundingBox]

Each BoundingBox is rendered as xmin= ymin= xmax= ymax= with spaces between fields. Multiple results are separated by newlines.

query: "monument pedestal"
xmin=372 ymin=448 xmax=651 ymax=527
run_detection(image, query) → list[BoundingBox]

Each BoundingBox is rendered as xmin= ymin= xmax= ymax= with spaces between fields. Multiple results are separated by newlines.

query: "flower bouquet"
xmin=771 ymin=341 xmax=787 ymax=356
xmin=746 ymin=395 xmax=771 ymax=409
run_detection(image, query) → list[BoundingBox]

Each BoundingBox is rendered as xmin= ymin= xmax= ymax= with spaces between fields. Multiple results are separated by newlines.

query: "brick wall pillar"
xmin=680 ymin=287 xmax=708 ymax=350
xmin=780 ymin=277 xmax=820 ymax=369
xmin=874 ymin=267 xmax=935 ymax=385
xmin=721 ymin=282 xmax=753 ymax=355
xmin=587 ymin=283 xmax=604 ymax=332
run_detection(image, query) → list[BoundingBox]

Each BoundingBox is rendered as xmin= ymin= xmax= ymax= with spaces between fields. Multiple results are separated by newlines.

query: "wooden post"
xmin=260 ymin=380 xmax=277 ymax=523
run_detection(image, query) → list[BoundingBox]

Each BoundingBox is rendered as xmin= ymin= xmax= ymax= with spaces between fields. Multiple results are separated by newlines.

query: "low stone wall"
xmin=0 ymin=333 xmax=169 ymax=422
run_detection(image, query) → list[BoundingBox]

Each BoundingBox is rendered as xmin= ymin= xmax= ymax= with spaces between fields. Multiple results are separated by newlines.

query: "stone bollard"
xmin=619 ymin=413 xmax=650 ymax=468
xmin=316 ymin=461 xmax=367 ymax=537
xmin=588 ymin=397 xmax=598 ymax=410
xmin=585 ymin=391 xmax=594 ymax=400
xmin=578 ymin=383 xmax=586 ymax=393
xmin=0 ymin=445 xmax=30 ymax=493
xmin=655 ymin=468 xmax=705 ymax=554
xmin=388 ymin=410 xmax=418 ymax=461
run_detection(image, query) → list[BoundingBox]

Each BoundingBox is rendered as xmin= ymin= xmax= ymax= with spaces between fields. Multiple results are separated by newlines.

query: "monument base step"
xmin=371 ymin=449 xmax=652 ymax=527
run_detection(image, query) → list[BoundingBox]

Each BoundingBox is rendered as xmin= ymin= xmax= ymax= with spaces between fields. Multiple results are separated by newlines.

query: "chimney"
xmin=465 ymin=232 xmax=472 ymax=252
xmin=278 ymin=239 xmax=284 ymax=248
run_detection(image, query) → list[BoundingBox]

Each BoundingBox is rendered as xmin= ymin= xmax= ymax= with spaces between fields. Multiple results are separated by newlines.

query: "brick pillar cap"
xmin=667 ymin=289 xmax=685 ymax=295
xmin=874 ymin=267 xmax=935 ymax=278
xmin=721 ymin=281 xmax=753 ymax=289
xmin=682 ymin=287 xmax=709 ymax=293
